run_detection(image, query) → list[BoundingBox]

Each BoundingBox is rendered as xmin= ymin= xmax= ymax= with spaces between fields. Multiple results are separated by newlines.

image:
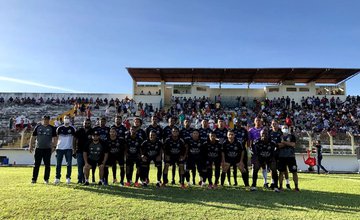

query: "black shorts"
xmin=224 ymin=156 xmax=241 ymax=166
xmin=88 ymin=159 xmax=102 ymax=169
xmin=258 ymin=157 xmax=277 ymax=170
xmin=106 ymin=153 xmax=125 ymax=166
xmin=206 ymin=158 xmax=221 ymax=168
xmin=277 ymin=157 xmax=297 ymax=172
xmin=126 ymin=157 xmax=140 ymax=167
xmin=258 ymin=157 xmax=273 ymax=166
xmin=187 ymin=156 xmax=203 ymax=170
xmin=142 ymin=157 xmax=162 ymax=167
xmin=165 ymin=155 xmax=184 ymax=165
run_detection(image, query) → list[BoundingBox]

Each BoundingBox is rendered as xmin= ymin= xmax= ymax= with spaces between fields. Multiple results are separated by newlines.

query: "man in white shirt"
xmin=54 ymin=115 xmax=76 ymax=184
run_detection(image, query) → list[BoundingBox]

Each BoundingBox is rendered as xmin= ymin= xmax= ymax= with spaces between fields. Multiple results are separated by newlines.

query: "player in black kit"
xmin=233 ymin=119 xmax=250 ymax=186
xmin=133 ymin=117 xmax=147 ymax=140
xmin=163 ymin=117 xmax=178 ymax=184
xmin=110 ymin=115 xmax=127 ymax=184
xmin=146 ymin=116 xmax=163 ymax=140
xmin=199 ymin=119 xmax=212 ymax=144
xmin=220 ymin=130 xmax=246 ymax=186
xmin=92 ymin=117 xmax=110 ymax=182
xmin=186 ymin=129 xmax=204 ymax=185
xmin=140 ymin=131 xmax=163 ymax=187
xmin=104 ymin=128 xmax=125 ymax=186
xmin=251 ymin=128 xmax=279 ymax=192
xmin=180 ymin=119 xmax=193 ymax=184
xmin=125 ymin=126 xmax=143 ymax=187
xmin=204 ymin=132 xmax=222 ymax=189
xmin=163 ymin=127 xmax=187 ymax=188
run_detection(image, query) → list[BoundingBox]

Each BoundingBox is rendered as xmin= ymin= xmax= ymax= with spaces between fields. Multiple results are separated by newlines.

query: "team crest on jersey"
xmin=198 ymin=143 xmax=201 ymax=147
xmin=97 ymin=147 xmax=100 ymax=151
xmin=68 ymin=129 xmax=72 ymax=133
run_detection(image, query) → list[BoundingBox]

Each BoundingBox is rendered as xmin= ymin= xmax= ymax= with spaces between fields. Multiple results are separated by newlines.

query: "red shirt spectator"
xmin=285 ymin=116 xmax=293 ymax=126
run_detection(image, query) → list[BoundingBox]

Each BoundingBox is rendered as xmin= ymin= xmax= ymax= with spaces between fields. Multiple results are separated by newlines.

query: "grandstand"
xmin=0 ymin=93 xmax=130 ymax=149
xmin=1 ymin=67 xmax=360 ymax=172
xmin=126 ymin=67 xmax=360 ymax=172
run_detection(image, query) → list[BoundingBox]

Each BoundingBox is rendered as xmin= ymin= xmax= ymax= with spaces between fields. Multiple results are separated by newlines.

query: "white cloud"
xmin=0 ymin=76 xmax=83 ymax=93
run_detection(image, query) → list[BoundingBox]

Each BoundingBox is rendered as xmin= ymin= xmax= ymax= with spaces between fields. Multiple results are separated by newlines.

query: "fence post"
xmin=306 ymin=131 xmax=312 ymax=151
xmin=327 ymin=132 xmax=334 ymax=154
xmin=347 ymin=132 xmax=355 ymax=154
xmin=20 ymin=129 xmax=25 ymax=148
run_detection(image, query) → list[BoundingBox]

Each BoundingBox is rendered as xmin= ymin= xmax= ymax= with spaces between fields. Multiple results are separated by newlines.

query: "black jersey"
xmin=278 ymin=134 xmax=296 ymax=158
xmin=187 ymin=139 xmax=203 ymax=158
xmin=164 ymin=137 xmax=186 ymax=156
xmin=107 ymin=137 xmax=125 ymax=155
xmin=269 ymin=130 xmax=283 ymax=144
xmin=146 ymin=125 xmax=163 ymax=140
xmin=75 ymin=127 xmax=93 ymax=153
xmin=214 ymin=128 xmax=228 ymax=144
xmin=141 ymin=140 xmax=163 ymax=158
xmin=203 ymin=140 xmax=222 ymax=161
xmin=111 ymin=124 xmax=127 ymax=139
xmin=199 ymin=127 xmax=212 ymax=143
xmin=222 ymin=139 xmax=243 ymax=160
xmin=253 ymin=139 xmax=277 ymax=160
xmin=233 ymin=127 xmax=249 ymax=146
xmin=84 ymin=141 xmax=108 ymax=162
xmin=163 ymin=125 xmax=177 ymax=141
xmin=136 ymin=128 xmax=147 ymax=141
xmin=93 ymin=126 xmax=110 ymax=142
xmin=180 ymin=127 xmax=194 ymax=142
xmin=125 ymin=134 xmax=143 ymax=159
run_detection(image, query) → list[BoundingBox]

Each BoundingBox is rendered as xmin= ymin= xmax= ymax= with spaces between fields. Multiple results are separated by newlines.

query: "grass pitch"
xmin=1 ymin=167 xmax=360 ymax=220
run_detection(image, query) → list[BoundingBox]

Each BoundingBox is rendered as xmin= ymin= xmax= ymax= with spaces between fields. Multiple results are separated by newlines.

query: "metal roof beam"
xmin=306 ymin=69 xmax=329 ymax=83
xmin=279 ymin=69 xmax=294 ymax=84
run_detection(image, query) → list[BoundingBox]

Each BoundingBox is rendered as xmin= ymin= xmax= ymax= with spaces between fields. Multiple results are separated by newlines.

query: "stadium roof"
xmin=126 ymin=67 xmax=360 ymax=84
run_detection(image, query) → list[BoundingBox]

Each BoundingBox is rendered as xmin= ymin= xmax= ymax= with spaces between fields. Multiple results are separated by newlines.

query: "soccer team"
xmin=30 ymin=115 xmax=299 ymax=192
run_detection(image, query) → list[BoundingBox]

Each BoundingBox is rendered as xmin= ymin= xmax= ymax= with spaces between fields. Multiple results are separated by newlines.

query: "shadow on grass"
xmin=58 ymin=183 xmax=360 ymax=214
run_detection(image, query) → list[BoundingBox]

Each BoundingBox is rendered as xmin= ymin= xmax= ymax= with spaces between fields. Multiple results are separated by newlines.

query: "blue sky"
xmin=0 ymin=0 xmax=360 ymax=94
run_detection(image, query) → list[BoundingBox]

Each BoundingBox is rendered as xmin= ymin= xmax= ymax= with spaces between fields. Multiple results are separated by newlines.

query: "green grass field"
xmin=1 ymin=167 xmax=360 ymax=220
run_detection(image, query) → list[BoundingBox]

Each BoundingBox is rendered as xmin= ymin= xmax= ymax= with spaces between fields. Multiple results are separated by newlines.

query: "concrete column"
xmin=20 ymin=130 xmax=25 ymax=148
xmin=327 ymin=132 xmax=334 ymax=154
xmin=160 ymin=81 xmax=165 ymax=108
xmin=347 ymin=132 xmax=355 ymax=154
xmin=132 ymin=80 xmax=137 ymax=98
xmin=341 ymin=82 xmax=347 ymax=96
